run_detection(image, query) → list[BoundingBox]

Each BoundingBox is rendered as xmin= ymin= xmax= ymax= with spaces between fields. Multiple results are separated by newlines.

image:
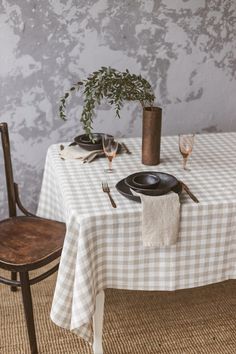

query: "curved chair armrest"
xmin=14 ymin=183 xmax=36 ymax=217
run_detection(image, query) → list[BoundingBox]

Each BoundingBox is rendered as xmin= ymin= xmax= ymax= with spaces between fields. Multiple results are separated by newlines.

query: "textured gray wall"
xmin=0 ymin=0 xmax=236 ymax=218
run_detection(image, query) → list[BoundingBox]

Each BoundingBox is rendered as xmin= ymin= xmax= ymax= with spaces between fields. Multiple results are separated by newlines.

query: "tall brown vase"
xmin=142 ymin=107 xmax=162 ymax=165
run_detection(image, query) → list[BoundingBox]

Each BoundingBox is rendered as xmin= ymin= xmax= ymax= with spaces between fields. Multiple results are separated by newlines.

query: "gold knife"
xmin=180 ymin=181 xmax=199 ymax=203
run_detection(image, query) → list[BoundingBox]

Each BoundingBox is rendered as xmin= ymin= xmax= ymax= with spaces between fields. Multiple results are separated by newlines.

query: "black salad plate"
xmin=129 ymin=172 xmax=160 ymax=189
xmin=74 ymin=133 xmax=113 ymax=151
xmin=126 ymin=172 xmax=161 ymax=191
xmin=116 ymin=172 xmax=181 ymax=203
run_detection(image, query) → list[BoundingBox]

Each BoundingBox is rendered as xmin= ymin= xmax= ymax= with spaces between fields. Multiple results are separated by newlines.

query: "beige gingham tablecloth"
xmin=37 ymin=133 xmax=236 ymax=343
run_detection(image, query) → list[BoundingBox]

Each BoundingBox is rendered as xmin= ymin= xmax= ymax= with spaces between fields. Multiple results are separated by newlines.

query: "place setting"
xmin=115 ymin=167 xmax=199 ymax=205
xmin=116 ymin=171 xmax=181 ymax=203
xmin=59 ymin=132 xmax=131 ymax=163
xmin=114 ymin=165 xmax=199 ymax=248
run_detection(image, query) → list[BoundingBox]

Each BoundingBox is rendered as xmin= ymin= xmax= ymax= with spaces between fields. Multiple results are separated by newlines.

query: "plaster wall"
xmin=0 ymin=0 xmax=236 ymax=217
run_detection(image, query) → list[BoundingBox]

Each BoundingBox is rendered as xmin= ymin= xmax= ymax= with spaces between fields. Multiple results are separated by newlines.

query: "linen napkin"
xmin=137 ymin=192 xmax=180 ymax=247
xmin=59 ymin=145 xmax=101 ymax=161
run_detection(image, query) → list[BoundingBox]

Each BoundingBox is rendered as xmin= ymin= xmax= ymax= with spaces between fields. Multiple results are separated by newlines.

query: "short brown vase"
xmin=142 ymin=106 xmax=162 ymax=165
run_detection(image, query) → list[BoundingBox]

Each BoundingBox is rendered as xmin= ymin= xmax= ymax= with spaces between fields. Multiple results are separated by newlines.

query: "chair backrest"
xmin=0 ymin=122 xmax=16 ymax=217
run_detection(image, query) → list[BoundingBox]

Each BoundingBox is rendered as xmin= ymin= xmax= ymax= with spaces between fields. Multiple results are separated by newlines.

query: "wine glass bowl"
xmin=102 ymin=135 xmax=119 ymax=173
xmin=179 ymin=134 xmax=195 ymax=170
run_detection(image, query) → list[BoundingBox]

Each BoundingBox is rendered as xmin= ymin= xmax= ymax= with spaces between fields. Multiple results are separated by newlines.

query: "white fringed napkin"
xmin=59 ymin=145 xmax=101 ymax=161
xmin=137 ymin=192 xmax=180 ymax=247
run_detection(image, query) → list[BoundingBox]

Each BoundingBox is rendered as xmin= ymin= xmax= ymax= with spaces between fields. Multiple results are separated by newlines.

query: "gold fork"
xmin=102 ymin=182 xmax=117 ymax=208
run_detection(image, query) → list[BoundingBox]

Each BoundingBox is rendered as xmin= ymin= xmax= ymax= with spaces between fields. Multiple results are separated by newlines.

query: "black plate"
xmin=116 ymin=172 xmax=181 ymax=202
xmin=125 ymin=171 xmax=178 ymax=195
xmin=116 ymin=179 xmax=141 ymax=203
xmin=74 ymin=133 xmax=113 ymax=151
xmin=131 ymin=173 xmax=160 ymax=189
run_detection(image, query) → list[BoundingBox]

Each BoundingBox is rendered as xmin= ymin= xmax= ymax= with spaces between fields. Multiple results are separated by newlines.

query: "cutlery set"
xmin=120 ymin=142 xmax=132 ymax=155
xmin=82 ymin=149 xmax=104 ymax=163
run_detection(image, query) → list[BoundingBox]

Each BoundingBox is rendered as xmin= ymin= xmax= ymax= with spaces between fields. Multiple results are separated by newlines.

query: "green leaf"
xmin=59 ymin=66 xmax=156 ymax=134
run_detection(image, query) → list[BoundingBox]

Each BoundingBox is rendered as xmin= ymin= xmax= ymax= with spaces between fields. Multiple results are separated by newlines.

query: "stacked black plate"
xmin=116 ymin=171 xmax=181 ymax=203
xmin=74 ymin=133 xmax=112 ymax=151
xmin=73 ymin=133 xmax=122 ymax=154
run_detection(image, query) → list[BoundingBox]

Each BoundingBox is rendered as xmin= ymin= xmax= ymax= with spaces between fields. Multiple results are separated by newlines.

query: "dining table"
xmin=37 ymin=132 xmax=236 ymax=354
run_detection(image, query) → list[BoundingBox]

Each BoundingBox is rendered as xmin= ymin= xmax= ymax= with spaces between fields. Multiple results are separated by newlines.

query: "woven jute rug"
xmin=0 ymin=267 xmax=235 ymax=354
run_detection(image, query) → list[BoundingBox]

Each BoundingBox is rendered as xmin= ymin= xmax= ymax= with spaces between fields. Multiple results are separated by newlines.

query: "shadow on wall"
xmin=0 ymin=0 xmax=236 ymax=217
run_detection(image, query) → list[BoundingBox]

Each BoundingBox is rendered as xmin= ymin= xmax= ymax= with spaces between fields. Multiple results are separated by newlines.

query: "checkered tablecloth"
xmin=37 ymin=133 xmax=236 ymax=343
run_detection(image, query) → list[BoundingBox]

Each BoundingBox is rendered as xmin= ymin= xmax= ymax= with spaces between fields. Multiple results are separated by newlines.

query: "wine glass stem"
xmin=183 ymin=157 xmax=188 ymax=170
xmin=108 ymin=158 xmax=113 ymax=171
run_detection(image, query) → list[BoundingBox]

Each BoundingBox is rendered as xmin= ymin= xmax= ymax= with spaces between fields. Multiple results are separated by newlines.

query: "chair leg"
xmin=19 ymin=272 xmax=38 ymax=354
xmin=11 ymin=271 xmax=17 ymax=292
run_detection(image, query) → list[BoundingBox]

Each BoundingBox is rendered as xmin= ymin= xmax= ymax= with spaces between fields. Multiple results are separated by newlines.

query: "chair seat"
xmin=0 ymin=216 xmax=66 ymax=269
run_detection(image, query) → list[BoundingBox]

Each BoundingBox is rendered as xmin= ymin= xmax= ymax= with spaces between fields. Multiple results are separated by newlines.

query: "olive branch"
xmin=59 ymin=66 xmax=155 ymax=138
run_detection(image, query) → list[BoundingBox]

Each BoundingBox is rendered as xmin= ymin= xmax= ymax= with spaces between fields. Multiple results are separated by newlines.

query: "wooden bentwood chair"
xmin=0 ymin=122 xmax=66 ymax=354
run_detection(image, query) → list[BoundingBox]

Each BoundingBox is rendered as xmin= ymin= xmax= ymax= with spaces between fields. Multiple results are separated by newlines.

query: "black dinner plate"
xmin=116 ymin=172 xmax=181 ymax=202
xmin=74 ymin=133 xmax=113 ymax=151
